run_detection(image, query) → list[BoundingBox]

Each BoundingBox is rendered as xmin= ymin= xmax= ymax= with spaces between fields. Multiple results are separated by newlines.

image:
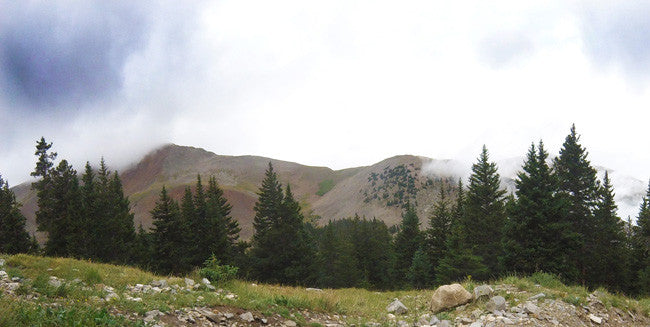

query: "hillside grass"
xmin=1 ymin=253 xmax=649 ymax=326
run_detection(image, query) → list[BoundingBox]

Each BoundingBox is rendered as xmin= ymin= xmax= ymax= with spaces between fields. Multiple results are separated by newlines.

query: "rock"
xmin=397 ymin=320 xmax=409 ymax=327
xmin=144 ymin=310 xmax=164 ymax=323
xmin=386 ymin=298 xmax=408 ymax=314
xmin=48 ymin=276 xmax=62 ymax=288
xmin=528 ymin=292 xmax=545 ymax=300
xmin=523 ymin=302 xmax=539 ymax=315
xmin=104 ymin=292 xmax=119 ymax=301
xmin=438 ymin=320 xmax=453 ymax=327
xmin=261 ymin=318 xmax=268 ymax=324
xmin=224 ymin=313 xmax=235 ymax=319
xmin=150 ymin=279 xmax=168 ymax=288
xmin=501 ymin=317 xmax=514 ymax=325
xmin=306 ymin=287 xmax=323 ymax=292
xmin=430 ymin=283 xmax=473 ymax=313
xmin=283 ymin=320 xmax=297 ymax=327
xmin=0 ymin=259 xmax=5 ymax=266
xmin=0 ymin=270 xmax=8 ymax=281
xmin=387 ymin=313 xmax=396 ymax=320
xmin=486 ymin=296 xmax=506 ymax=313
xmin=6 ymin=282 xmax=20 ymax=292
xmin=474 ymin=285 xmax=494 ymax=300
xmin=589 ymin=314 xmax=602 ymax=324
xmin=185 ymin=278 xmax=195 ymax=287
xmin=469 ymin=322 xmax=483 ymax=327
xmin=240 ymin=312 xmax=254 ymax=322
xmin=418 ymin=313 xmax=431 ymax=325
xmin=201 ymin=278 xmax=211 ymax=285
xmin=429 ymin=316 xmax=440 ymax=325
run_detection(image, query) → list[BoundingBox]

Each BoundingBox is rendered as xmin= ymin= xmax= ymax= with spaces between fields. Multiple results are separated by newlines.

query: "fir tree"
xmin=408 ymin=247 xmax=431 ymax=289
xmin=502 ymin=141 xmax=577 ymax=278
xmin=205 ymin=176 xmax=240 ymax=264
xmin=436 ymin=179 xmax=488 ymax=284
xmin=633 ymin=180 xmax=650 ymax=294
xmin=316 ymin=222 xmax=361 ymax=288
xmin=393 ymin=204 xmax=423 ymax=285
xmin=106 ymin=172 xmax=136 ymax=263
xmin=425 ymin=183 xmax=452 ymax=282
xmin=463 ymin=145 xmax=506 ymax=276
xmin=44 ymin=160 xmax=83 ymax=257
xmin=31 ymin=138 xmax=57 ymax=246
xmin=277 ymin=185 xmax=316 ymax=284
xmin=150 ymin=187 xmax=191 ymax=274
xmin=553 ymin=124 xmax=600 ymax=284
xmin=351 ymin=216 xmax=394 ymax=289
xmin=0 ymin=175 xmax=32 ymax=254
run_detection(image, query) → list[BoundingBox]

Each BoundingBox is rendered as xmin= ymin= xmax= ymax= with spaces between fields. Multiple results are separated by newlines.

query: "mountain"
xmin=13 ymin=144 xmax=647 ymax=241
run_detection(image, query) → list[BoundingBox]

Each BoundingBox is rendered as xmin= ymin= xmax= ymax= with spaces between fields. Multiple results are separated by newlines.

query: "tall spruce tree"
xmin=316 ymin=222 xmax=361 ymax=288
xmin=150 ymin=187 xmax=191 ymax=274
xmin=553 ymin=124 xmax=600 ymax=284
xmin=436 ymin=179 xmax=488 ymax=284
xmin=425 ymin=183 xmax=452 ymax=282
xmin=204 ymin=176 xmax=240 ymax=264
xmin=106 ymin=172 xmax=136 ymax=263
xmin=393 ymin=204 xmax=423 ymax=286
xmin=633 ymin=181 xmax=650 ymax=294
xmin=502 ymin=141 xmax=577 ymax=278
xmin=351 ymin=215 xmax=394 ymax=289
xmin=0 ymin=175 xmax=32 ymax=254
xmin=408 ymin=247 xmax=431 ymax=289
xmin=31 ymin=138 xmax=57 ymax=248
xmin=463 ymin=145 xmax=506 ymax=276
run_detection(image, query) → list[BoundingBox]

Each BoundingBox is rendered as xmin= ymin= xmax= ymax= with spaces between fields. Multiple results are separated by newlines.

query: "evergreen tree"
xmin=408 ymin=247 xmax=431 ymax=289
xmin=425 ymin=183 xmax=452 ymax=283
xmin=463 ymin=145 xmax=506 ymax=276
xmin=150 ymin=187 xmax=191 ymax=274
xmin=553 ymin=124 xmax=600 ymax=284
xmin=502 ymin=142 xmax=577 ymax=278
xmin=75 ymin=162 xmax=97 ymax=258
xmin=133 ymin=224 xmax=153 ymax=269
xmin=205 ymin=176 xmax=240 ymax=264
xmin=633 ymin=181 xmax=650 ymax=294
xmin=277 ymin=185 xmax=316 ymax=284
xmin=436 ymin=179 xmax=488 ymax=284
xmin=0 ymin=175 xmax=32 ymax=254
xmin=106 ymin=172 xmax=136 ymax=263
xmin=316 ymin=222 xmax=361 ymax=288
xmin=393 ymin=204 xmax=423 ymax=285
xmin=31 ymin=138 xmax=57 ymax=247
xmin=350 ymin=215 xmax=394 ymax=289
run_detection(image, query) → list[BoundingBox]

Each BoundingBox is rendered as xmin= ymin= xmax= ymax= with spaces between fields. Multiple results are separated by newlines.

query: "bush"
xmin=199 ymin=254 xmax=238 ymax=283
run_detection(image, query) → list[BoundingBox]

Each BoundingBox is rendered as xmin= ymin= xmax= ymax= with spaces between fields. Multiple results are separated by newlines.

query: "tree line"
xmin=1 ymin=126 xmax=649 ymax=296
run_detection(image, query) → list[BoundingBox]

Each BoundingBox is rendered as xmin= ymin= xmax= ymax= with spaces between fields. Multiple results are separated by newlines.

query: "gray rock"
xmin=201 ymin=277 xmax=211 ymax=285
xmin=150 ymin=279 xmax=168 ymax=288
xmin=104 ymin=292 xmax=119 ymax=302
xmin=430 ymin=283 xmax=473 ymax=313
xmin=6 ymin=282 xmax=20 ymax=292
xmin=486 ymin=296 xmax=506 ymax=313
xmin=48 ymin=276 xmax=62 ymax=288
xmin=0 ymin=270 xmax=8 ymax=280
xmin=473 ymin=285 xmax=494 ymax=300
xmin=239 ymin=312 xmax=254 ymax=322
xmin=418 ymin=313 xmax=431 ymax=325
xmin=283 ymin=320 xmax=297 ymax=327
xmin=469 ymin=322 xmax=483 ymax=327
xmin=0 ymin=259 xmax=5 ymax=266
xmin=429 ymin=315 xmax=440 ymax=325
xmin=144 ymin=310 xmax=164 ymax=323
xmin=438 ymin=320 xmax=453 ymax=327
xmin=523 ymin=302 xmax=539 ymax=315
xmin=306 ymin=287 xmax=323 ymax=292
xmin=386 ymin=298 xmax=408 ymax=314
xmin=528 ymin=293 xmax=545 ymax=300
xmin=397 ymin=321 xmax=409 ymax=327
xmin=185 ymin=278 xmax=195 ymax=287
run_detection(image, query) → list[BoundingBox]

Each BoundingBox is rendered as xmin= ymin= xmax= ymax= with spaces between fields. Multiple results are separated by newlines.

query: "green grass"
xmin=316 ymin=179 xmax=335 ymax=196
xmin=1 ymin=254 xmax=649 ymax=325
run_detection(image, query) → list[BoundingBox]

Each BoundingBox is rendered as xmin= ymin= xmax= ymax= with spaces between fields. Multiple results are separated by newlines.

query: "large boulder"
xmin=486 ymin=296 xmax=506 ymax=313
xmin=429 ymin=283 xmax=473 ymax=313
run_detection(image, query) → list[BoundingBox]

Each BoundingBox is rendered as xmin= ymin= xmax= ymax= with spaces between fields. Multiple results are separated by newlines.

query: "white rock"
xmin=387 ymin=313 xmax=396 ymax=320
xmin=185 ymin=278 xmax=195 ymax=287
xmin=523 ymin=302 xmax=539 ymax=315
xmin=283 ymin=320 xmax=297 ymax=327
xmin=529 ymin=293 xmax=545 ymax=300
xmin=0 ymin=270 xmax=8 ymax=280
xmin=0 ymin=259 xmax=5 ymax=266
xmin=588 ymin=314 xmax=602 ymax=324
xmin=306 ymin=287 xmax=323 ymax=292
xmin=469 ymin=322 xmax=483 ymax=327
xmin=48 ymin=276 xmax=62 ymax=288
xmin=438 ymin=320 xmax=453 ymax=327
xmin=386 ymin=298 xmax=408 ymax=314
xmin=201 ymin=278 xmax=211 ymax=285
xmin=239 ymin=312 xmax=255 ymax=322
xmin=105 ymin=292 xmax=119 ymax=301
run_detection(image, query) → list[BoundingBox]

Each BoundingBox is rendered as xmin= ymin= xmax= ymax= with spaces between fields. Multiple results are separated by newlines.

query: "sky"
xmin=1 ymin=0 xmax=650 ymax=194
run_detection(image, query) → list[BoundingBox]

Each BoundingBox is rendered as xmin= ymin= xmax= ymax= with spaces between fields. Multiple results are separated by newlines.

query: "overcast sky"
xmin=1 ymin=0 xmax=650 ymax=188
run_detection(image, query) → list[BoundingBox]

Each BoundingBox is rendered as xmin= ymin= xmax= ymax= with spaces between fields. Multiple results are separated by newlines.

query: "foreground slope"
xmin=1 ymin=254 xmax=649 ymax=326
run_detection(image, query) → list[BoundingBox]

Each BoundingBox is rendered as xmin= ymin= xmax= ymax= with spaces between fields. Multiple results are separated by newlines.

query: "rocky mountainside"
xmin=13 ymin=144 xmax=647 ymax=240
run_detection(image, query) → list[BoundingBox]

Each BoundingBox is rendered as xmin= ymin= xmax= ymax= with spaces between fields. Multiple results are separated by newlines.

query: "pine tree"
xmin=502 ymin=141 xmax=577 ymax=278
xmin=277 ymin=185 xmax=316 ymax=284
xmin=463 ymin=145 xmax=506 ymax=276
xmin=316 ymin=222 xmax=361 ymax=288
xmin=633 ymin=180 xmax=650 ymax=294
xmin=425 ymin=183 xmax=452 ymax=283
xmin=31 ymin=138 xmax=57 ymax=245
xmin=106 ymin=172 xmax=136 ymax=263
xmin=436 ymin=179 xmax=488 ymax=284
xmin=553 ymin=124 xmax=600 ymax=284
xmin=393 ymin=204 xmax=423 ymax=285
xmin=150 ymin=187 xmax=191 ymax=274
xmin=205 ymin=176 xmax=240 ymax=264
xmin=408 ymin=247 xmax=431 ymax=289
xmin=0 ymin=175 xmax=32 ymax=254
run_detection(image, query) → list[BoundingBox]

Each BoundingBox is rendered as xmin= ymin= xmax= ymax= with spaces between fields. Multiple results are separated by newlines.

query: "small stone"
xmin=201 ymin=278 xmax=211 ymax=285
xmin=469 ymin=322 xmax=482 ymax=327
xmin=473 ymin=285 xmax=494 ymax=299
xmin=523 ymin=302 xmax=539 ymax=315
xmin=387 ymin=313 xmax=396 ymax=320
xmin=6 ymin=282 xmax=20 ymax=292
xmin=588 ymin=314 xmax=602 ymax=324
xmin=261 ymin=318 xmax=268 ymax=324
xmin=486 ymin=296 xmax=506 ymax=313
xmin=306 ymin=287 xmax=323 ymax=292
xmin=429 ymin=316 xmax=440 ymax=325
xmin=185 ymin=278 xmax=195 ymax=287
xmin=0 ymin=259 xmax=5 ymax=266
xmin=239 ymin=312 xmax=254 ymax=322
xmin=104 ymin=292 xmax=119 ymax=302
xmin=283 ymin=320 xmax=297 ymax=327
xmin=48 ymin=276 xmax=62 ymax=288
xmin=386 ymin=298 xmax=408 ymax=314
xmin=501 ymin=318 xmax=514 ymax=325
xmin=0 ymin=270 xmax=8 ymax=280
xmin=529 ymin=293 xmax=545 ymax=300
xmin=397 ymin=321 xmax=409 ymax=327
xmin=197 ymin=296 xmax=204 ymax=301
xmin=224 ymin=313 xmax=235 ymax=319
xmin=144 ymin=310 xmax=163 ymax=323
xmin=438 ymin=320 xmax=453 ymax=327
xmin=461 ymin=317 xmax=473 ymax=324
xmin=11 ymin=277 xmax=21 ymax=282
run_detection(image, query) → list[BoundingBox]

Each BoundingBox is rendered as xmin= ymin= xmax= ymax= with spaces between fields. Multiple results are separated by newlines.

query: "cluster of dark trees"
xmin=1 ymin=126 xmax=650 ymax=296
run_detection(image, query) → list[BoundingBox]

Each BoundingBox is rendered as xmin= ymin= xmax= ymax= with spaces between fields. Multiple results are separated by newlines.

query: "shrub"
xmin=198 ymin=254 xmax=238 ymax=283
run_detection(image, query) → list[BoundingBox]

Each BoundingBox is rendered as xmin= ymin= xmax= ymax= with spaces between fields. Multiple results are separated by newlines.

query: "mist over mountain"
xmin=12 ymin=144 xmax=646 ymax=242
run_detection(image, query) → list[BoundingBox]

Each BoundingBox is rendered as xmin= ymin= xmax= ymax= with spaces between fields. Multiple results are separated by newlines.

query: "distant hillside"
xmin=13 ymin=144 xmax=647 ymax=241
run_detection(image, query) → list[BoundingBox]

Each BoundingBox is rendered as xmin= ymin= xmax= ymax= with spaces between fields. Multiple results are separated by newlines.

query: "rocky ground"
xmin=1 ymin=257 xmax=649 ymax=326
